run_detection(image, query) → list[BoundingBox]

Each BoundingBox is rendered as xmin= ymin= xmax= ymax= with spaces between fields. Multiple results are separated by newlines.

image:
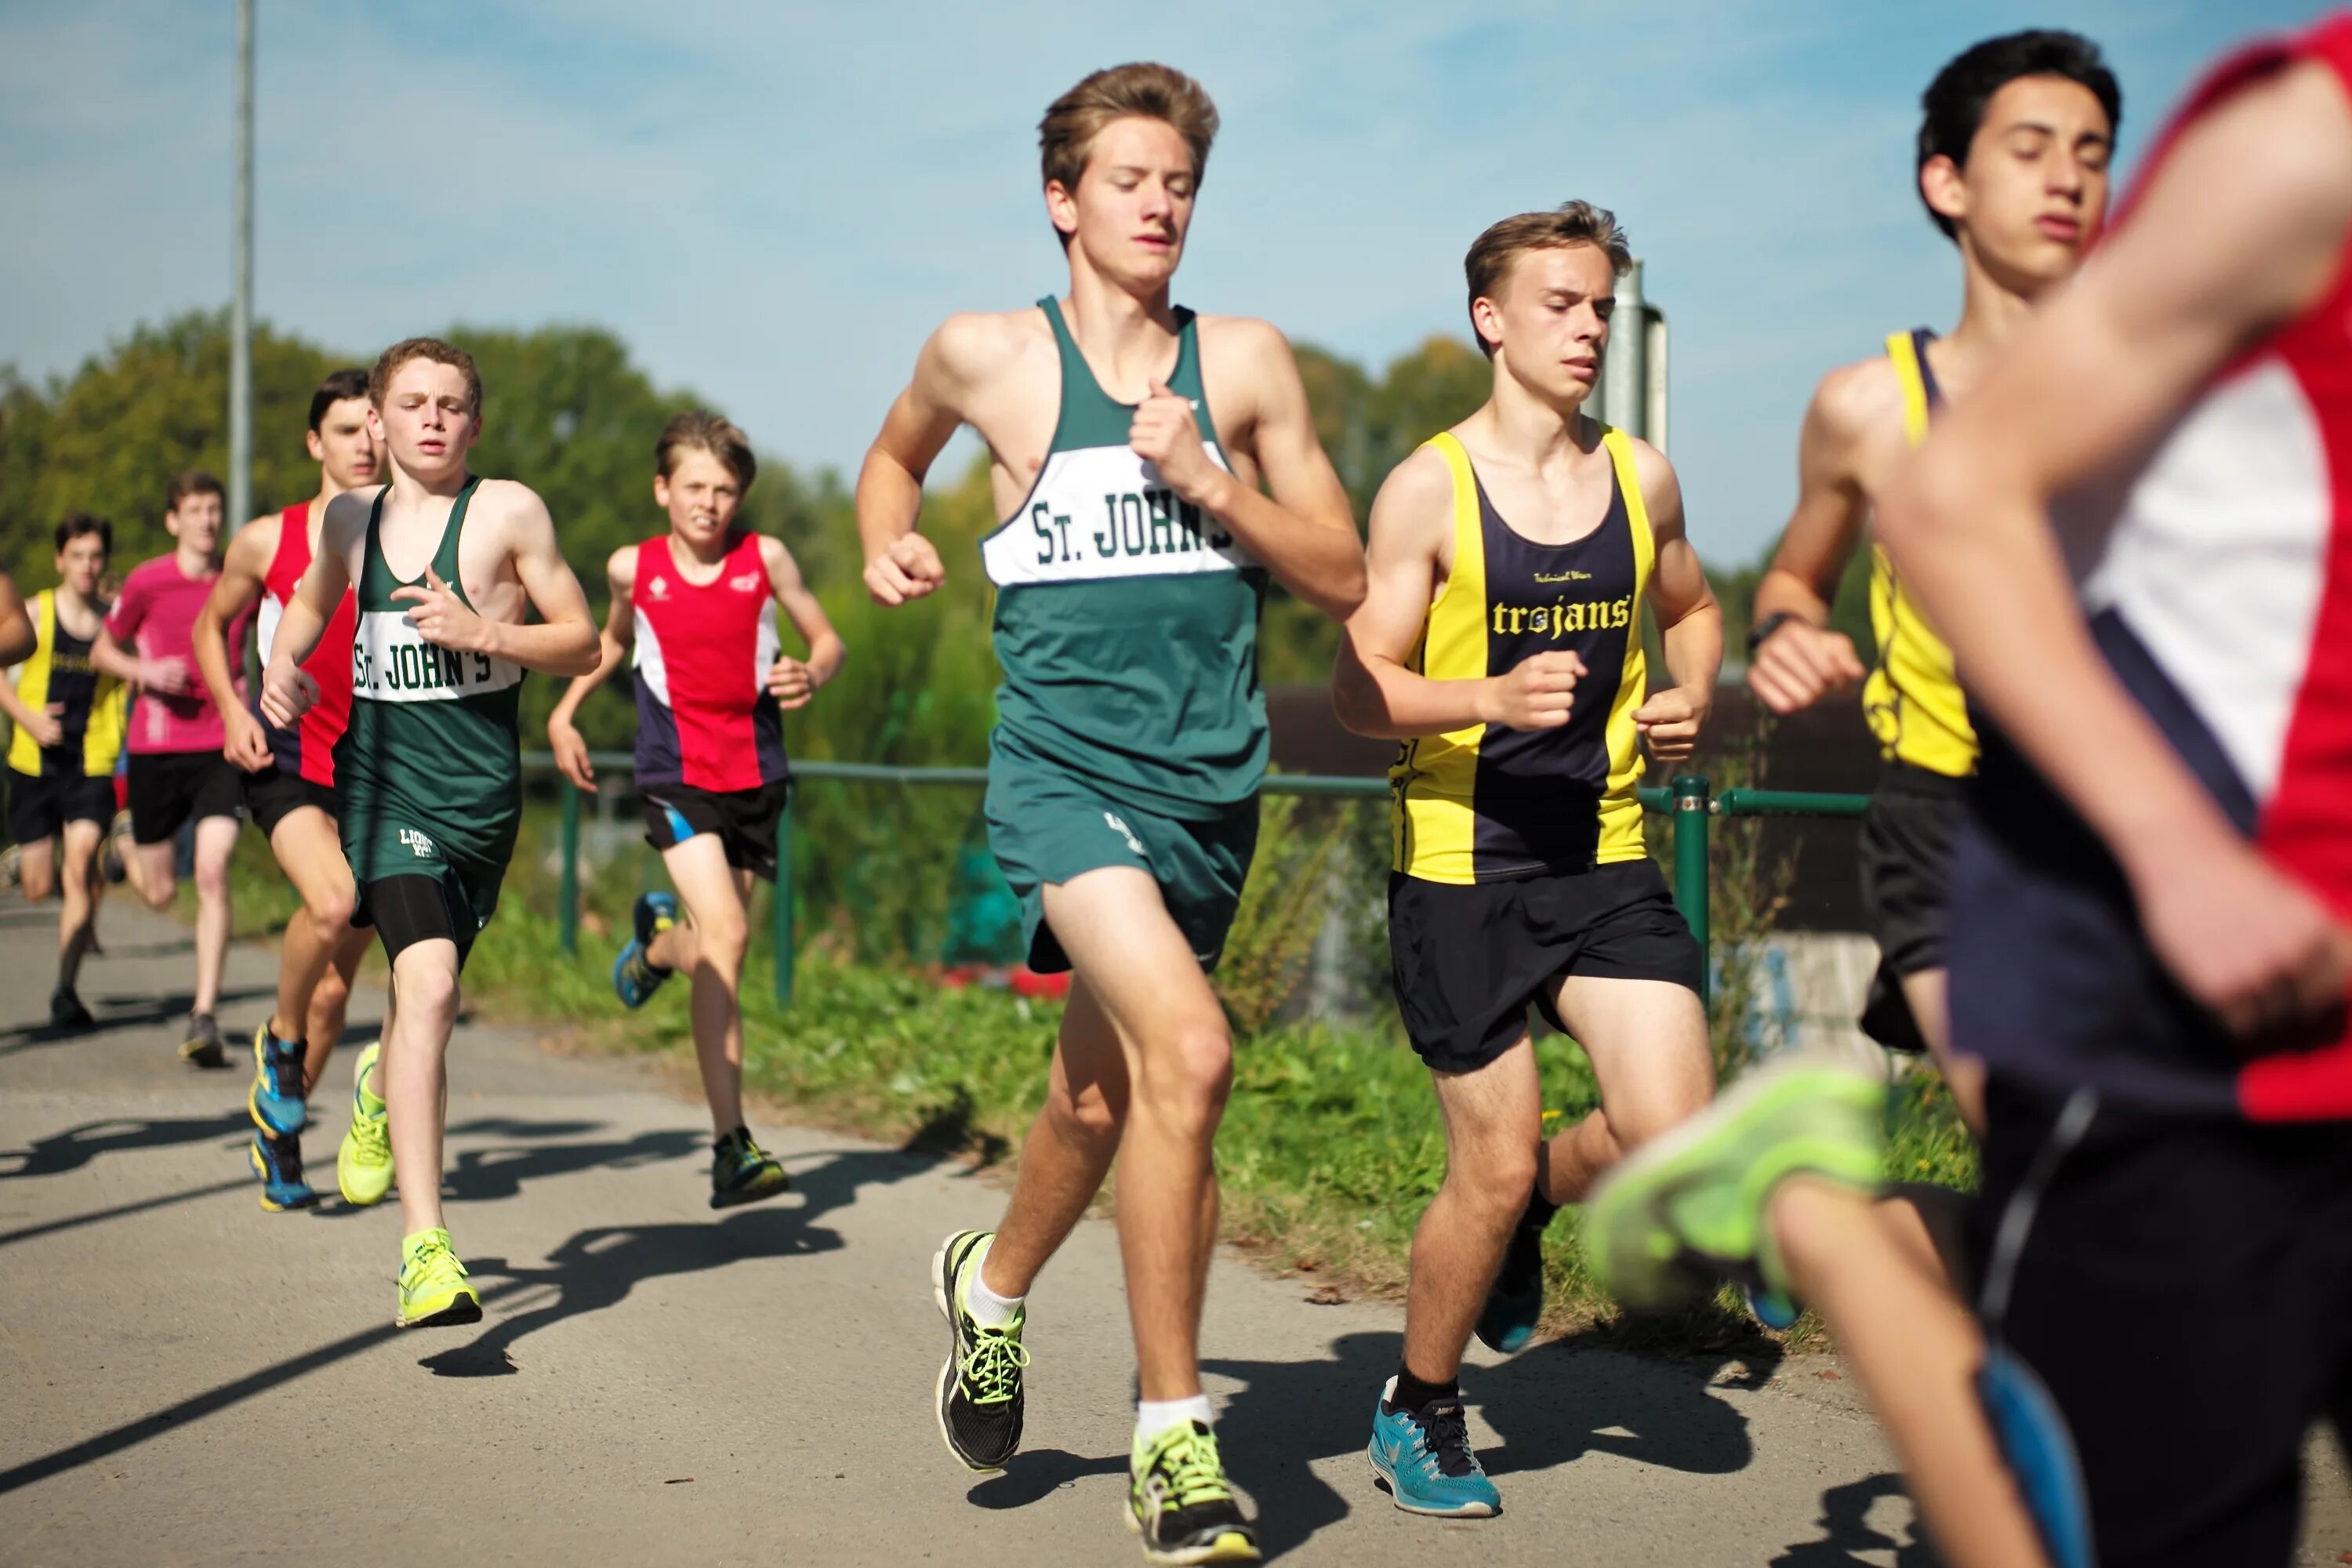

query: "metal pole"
xmin=1671 ymin=773 xmax=1711 ymax=1003
xmin=1645 ymin=310 xmax=1670 ymax=456
xmin=227 ymin=0 xmax=254 ymax=532
xmin=1603 ymin=258 xmax=1646 ymax=440
xmin=559 ymin=779 xmax=580 ymax=956
xmin=773 ymin=792 xmax=795 ymax=1007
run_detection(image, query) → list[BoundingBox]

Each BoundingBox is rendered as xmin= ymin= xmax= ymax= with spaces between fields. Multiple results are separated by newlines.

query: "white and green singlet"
xmin=978 ymin=299 xmax=1269 ymax=819
xmin=336 ymin=477 xmax=524 ymax=934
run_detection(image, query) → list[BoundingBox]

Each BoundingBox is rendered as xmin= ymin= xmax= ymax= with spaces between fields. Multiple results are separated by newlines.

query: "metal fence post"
xmin=559 ymin=779 xmax=580 ymax=956
xmin=773 ymin=791 xmax=795 ymax=1007
xmin=1671 ymin=773 xmax=1711 ymax=1002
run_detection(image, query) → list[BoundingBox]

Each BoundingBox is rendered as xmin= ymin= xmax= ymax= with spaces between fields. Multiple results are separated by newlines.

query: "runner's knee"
xmin=21 ymin=865 xmax=55 ymax=902
xmin=396 ymin=960 xmax=460 ymax=1025
xmin=1448 ymin=1140 xmax=1538 ymax=1222
xmin=194 ymin=855 xmax=230 ymax=900
xmin=305 ymin=887 xmax=355 ymax=939
xmin=1134 ymin=1018 xmax=1234 ymax=1128
xmin=696 ymin=909 xmax=750 ymax=967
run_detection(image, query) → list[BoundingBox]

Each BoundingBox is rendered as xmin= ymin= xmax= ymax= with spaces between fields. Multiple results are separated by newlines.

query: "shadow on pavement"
xmin=0 ymin=1111 xmax=252 ymax=1179
xmin=0 ymin=985 xmax=275 ymax=1058
xmin=0 ymin=1140 xmax=943 ymax=1493
xmin=421 ymin=1145 xmax=935 ymax=1377
xmin=1770 ymin=1471 xmax=1940 ymax=1566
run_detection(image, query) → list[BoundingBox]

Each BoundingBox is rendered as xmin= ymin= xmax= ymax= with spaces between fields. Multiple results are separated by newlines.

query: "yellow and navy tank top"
xmin=8 ymin=589 xmax=127 ymax=779
xmin=1862 ymin=328 xmax=1976 ymax=777
xmin=1390 ymin=428 xmax=1656 ymax=884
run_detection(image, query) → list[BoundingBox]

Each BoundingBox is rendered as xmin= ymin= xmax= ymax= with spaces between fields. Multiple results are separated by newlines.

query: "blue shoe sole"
xmin=1367 ymin=1443 xmax=1500 ymax=1518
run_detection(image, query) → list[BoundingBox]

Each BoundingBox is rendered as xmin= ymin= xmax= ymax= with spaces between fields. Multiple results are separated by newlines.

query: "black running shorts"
xmin=1388 ymin=858 xmax=1704 ymax=1075
xmin=245 ymin=764 xmax=339 ymax=840
xmin=1857 ymin=764 xmax=1964 ymax=1053
xmin=7 ymin=770 xmax=116 ymax=844
xmin=126 ymin=751 xmax=243 ymax=844
xmin=641 ymin=779 xmax=790 ymax=882
xmin=355 ymin=872 xmax=478 ymax=970
xmin=1971 ymin=1076 xmax=2352 ymax=1567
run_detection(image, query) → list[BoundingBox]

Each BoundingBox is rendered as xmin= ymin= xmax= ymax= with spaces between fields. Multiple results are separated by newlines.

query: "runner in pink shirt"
xmin=93 ymin=469 xmax=251 ymax=1066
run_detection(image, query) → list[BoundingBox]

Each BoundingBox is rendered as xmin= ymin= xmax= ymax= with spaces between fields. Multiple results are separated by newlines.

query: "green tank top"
xmin=978 ymin=299 xmax=1268 ymax=818
xmin=337 ymin=477 xmax=524 ymax=869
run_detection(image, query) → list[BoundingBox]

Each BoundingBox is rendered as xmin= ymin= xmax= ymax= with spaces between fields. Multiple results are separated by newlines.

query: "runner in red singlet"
xmin=192 ymin=369 xmax=383 ymax=1210
xmin=548 ymin=411 xmax=843 ymax=1209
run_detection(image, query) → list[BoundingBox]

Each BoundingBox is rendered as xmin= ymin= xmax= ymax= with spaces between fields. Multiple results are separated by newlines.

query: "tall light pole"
xmin=227 ymin=0 xmax=254 ymax=531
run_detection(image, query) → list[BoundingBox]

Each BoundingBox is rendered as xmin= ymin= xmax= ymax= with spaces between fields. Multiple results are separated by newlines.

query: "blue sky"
xmin=0 ymin=0 xmax=2327 ymax=565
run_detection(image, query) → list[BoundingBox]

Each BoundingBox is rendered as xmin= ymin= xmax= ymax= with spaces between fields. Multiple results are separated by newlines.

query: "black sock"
xmin=1520 ymin=1188 xmax=1560 ymax=1232
xmin=1389 ymin=1368 xmax=1460 ymax=1414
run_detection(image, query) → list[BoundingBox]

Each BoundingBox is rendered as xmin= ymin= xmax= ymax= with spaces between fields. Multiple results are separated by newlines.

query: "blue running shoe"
xmin=612 ymin=891 xmax=679 ymax=1009
xmin=1367 ymin=1379 xmax=1500 ymax=1518
xmin=249 ymin=1131 xmax=319 ymax=1212
xmin=1744 ymin=1283 xmax=1801 ymax=1330
xmin=248 ymin=1023 xmax=307 ymax=1135
xmin=1474 ymin=1191 xmax=1555 ymax=1354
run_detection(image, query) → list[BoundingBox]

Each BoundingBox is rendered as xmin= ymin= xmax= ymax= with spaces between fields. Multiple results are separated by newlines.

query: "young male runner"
xmin=548 ymin=409 xmax=843 ymax=1207
xmin=261 ymin=337 xmax=597 ymax=1327
xmin=1595 ymin=20 xmax=2352 ymax=1568
xmin=857 ymin=62 xmax=1362 ymax=1564
xmin=1 ymin=515 xmax=129 ymax=1031
xmin=1744 ymin=31 xmax=2119 ymax=1127
xmin=1332 ymin=204 xmax=1722 ymax=1517
xmin=93 ymin=470 xmax=251 ymax=1067
xmin=193 ymin=368 xmax=383 ymax=1211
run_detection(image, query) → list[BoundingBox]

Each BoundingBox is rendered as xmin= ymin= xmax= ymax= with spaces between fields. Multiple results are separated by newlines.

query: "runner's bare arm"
xmin=758 ymin=535 xmax=844 ymax=711
xmin=1333 ymin=446 xmax=1581 ymax=739
xmin=1632 ymin=446 xmax=1722 ymax=763
xmin=260 ymin=492 xmax=363 ymax=726
xmin=546 ymin=546 xmax=637 ymax=793
xmin=459 ymin=486 xmax=598 ymax=677
xmin=1878 ymin=59 xmax=2352 ymax=1035
xmin=858 ymin=315 xmax=1005 ymax=605
xmin=1152 ymin=319 xmax=1363 ymax=619
xmin=1748 ymin=365 xmax=1878 ymax=714
xmin=92 ymin=575 xmax=187 ymax=695
xmin=0 ymin=648 xmax=60 ymax=746
xmin=195 ymin=517 xmax=277 ymax=771
xmin=0 ymin=573 xmax=31 ymax=666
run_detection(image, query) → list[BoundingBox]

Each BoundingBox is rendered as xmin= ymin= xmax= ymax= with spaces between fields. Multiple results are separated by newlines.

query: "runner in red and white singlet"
xmin=192 ymin=368 xmax=383 ymax=1211
xmin=1878 ymin=16 xmax=2352 ymax=1561
xmin=548 ymin=411 xmax=842 ymax=1208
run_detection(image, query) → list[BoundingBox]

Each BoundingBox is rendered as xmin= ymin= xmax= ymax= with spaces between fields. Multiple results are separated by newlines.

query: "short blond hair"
xmin=369 ymin=336 xmax=482 ymax=416
xmin=1464 ymin=203 xmax=1633 ymax=357
xmin=1039 ymin=63 xmax=1219 ymax=198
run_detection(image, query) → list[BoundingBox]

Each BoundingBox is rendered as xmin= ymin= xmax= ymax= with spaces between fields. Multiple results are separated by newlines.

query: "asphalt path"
xmin=2 ymin=899 xmax=2345 ymax=1566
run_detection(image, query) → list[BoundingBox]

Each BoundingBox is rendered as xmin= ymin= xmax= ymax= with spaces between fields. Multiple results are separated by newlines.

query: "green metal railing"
xmin=531 ymin=753 xmax=1868 ymax=1007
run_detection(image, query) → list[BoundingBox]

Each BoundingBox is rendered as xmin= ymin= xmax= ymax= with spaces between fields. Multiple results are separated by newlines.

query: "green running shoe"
xmin=397 ymin=1227 xmax=482 ymax=1327
xmin=932 ymin=1229 xmax=1029 ymax=1472
xmin=1127 ymin=1419 xmax=1259 ymax=1564
xmin=1585 ymin=1059 xmax=1885 ymax=1309
xmin=336 ymin=1042 xmax=394 ymax=1207
xmin=710 ymin=1125 xmax=790 ymax=1209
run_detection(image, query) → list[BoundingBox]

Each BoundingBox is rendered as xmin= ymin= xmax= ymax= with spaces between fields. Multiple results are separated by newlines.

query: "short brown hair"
xmin=1039 ymin=63 xmax=1219 ymax=198
xmin=369 ymin=336 xmax=482 ymax=416
xmin=655 ymin=410 xmax=757 ymax=492
xmin=166 ymin=469 xmax=224 ymax=511
xmin=1464 ymin=202 xmax=1634 ymax=357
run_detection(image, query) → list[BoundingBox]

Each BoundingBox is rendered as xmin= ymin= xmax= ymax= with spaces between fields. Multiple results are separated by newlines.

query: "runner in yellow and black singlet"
xmin=1744 ymin=34 xmax=2118 ymax=1127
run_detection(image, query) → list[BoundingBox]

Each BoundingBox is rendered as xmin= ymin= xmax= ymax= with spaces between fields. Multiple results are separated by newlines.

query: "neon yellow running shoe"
xmin=1585 ymin=1058 xmax=1886 ymax=1310
xmin=336 ymin=1042 xmax=394 ymax=1207
xmin=1127 ymin=1420 xmax=1259 ymax=1564
xmin=396 ymin=1228 xmax=482 ymax=1327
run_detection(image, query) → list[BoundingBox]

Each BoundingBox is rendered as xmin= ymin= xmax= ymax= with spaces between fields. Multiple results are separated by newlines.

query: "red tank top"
xmin=256 ymin=503 xmax=357 ymax=786
xmin=630 ymin=532 xmax=789 ymax=793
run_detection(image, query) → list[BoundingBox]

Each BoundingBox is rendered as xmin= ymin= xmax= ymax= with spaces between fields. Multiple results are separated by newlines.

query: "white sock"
xmin=1136 ymin=1394 xmax=1215 ymax=1442
xmin=966 ymin=1243 xmax=1024 ymax=1330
